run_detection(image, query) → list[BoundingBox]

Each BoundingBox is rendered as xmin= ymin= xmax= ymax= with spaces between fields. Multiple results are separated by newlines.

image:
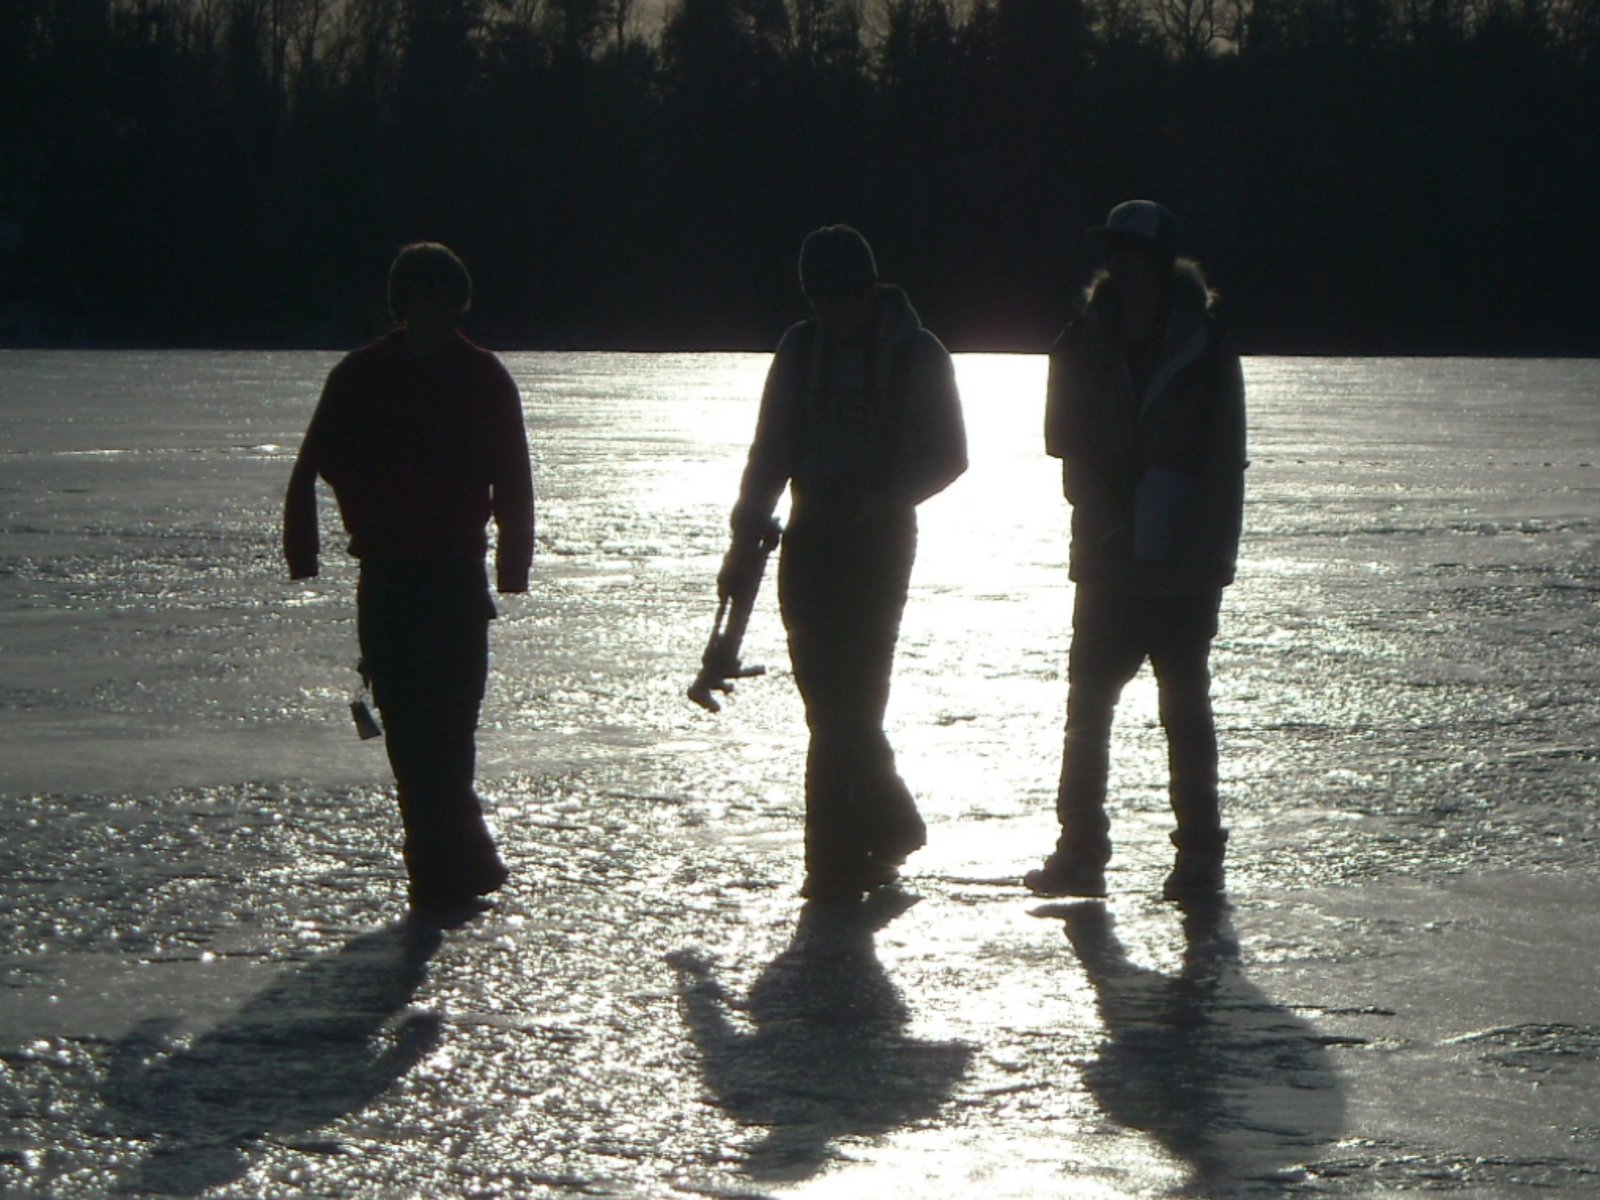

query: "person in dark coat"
xmin=726 ymin=225 xmax=967 ymax=902
xmin=284 ymin=242 xmax=535 ymax=914
xmin=1025 ymin=201 xmax=1247 ymax=902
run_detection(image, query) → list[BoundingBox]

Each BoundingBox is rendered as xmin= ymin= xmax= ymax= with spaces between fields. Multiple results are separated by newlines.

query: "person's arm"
xmin=283 ymin=456 xmax=320 ymax=579
xmin=1215 ymin=336 xmax=1248 ymax=474
xmin=490 ymin=366 xmax=535 ymax=594
xmin=1045 ymin=340 xmax=1093 ymax=504
xmin=283 ymin=376 xmax=336 ymax=580
xmin=729 ymin=325 xmax=805 ymax=541
xmin=891 ymin=333 xmax=967 ymax=507
xmin=1202 ymin=334 xmax=1248 ymax=564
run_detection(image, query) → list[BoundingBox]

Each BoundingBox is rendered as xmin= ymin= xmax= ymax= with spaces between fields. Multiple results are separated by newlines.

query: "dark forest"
xmin=3 ymin=0 xmax=1598 ymax=351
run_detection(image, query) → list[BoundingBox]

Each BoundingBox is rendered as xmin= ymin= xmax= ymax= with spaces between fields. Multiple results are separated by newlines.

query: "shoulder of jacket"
xmin=341 ymin=334 xmax=391 ymax=364
xmin=326 ymin=341 xmax=384 ymax=390
xmin=336 ymin=329 xmax=408 ymax=371
xmin=453 ymin=333 xmax=506 ymax=369
xmin=775 ymin=319 xmax=818 ymax=354
xmin=325 ymin=352 xmax=361 ymax=384
xmin=904 ymin=325 xmax=952 ymax=366
xmin=1050 ymin=311 xmax=1107 ymax=358
xmin=1176 ymin=308 xmax=1240 ymax=371
xmin=1207 ymin=312 xmax=1241 ymax=354
xmin=763 ymin=322 xmax=817 ymax=405
xmin=481 ymin=347 xmax=519 ymax=392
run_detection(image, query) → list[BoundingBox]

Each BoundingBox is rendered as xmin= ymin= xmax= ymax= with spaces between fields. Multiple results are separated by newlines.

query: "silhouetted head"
xmin=1090 ymin=200 xmax=1179 ymax=298
xmin=799 ymin=225 xmax=879 ymax=335
xmin=387 ymin=242 xmax=473 ymax=325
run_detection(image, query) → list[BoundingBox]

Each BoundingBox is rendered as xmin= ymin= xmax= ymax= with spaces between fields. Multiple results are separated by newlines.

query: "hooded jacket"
xmin=1045 ymin=260 xmax=1246 ymax=593
xmin=732 ymin=285 xmax=967 ymax=535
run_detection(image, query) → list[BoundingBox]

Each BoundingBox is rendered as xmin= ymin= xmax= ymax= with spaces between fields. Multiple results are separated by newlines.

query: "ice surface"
xmin=1 ymin=350 xmax=1598 ymax=1197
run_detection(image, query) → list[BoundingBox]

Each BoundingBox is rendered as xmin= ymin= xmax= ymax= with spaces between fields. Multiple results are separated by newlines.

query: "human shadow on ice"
xmin=668 ymin=890 xmax=973 ymax=1182
xmin=1051 ymin=901 xmax=1345 ymax=1194
xmin=101 ymin=919 xmax=443 ymax=1196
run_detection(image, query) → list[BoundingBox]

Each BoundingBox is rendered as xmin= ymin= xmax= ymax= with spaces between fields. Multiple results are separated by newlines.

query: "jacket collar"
xmin=1080 ymin=261 xmax=1215 ymax=412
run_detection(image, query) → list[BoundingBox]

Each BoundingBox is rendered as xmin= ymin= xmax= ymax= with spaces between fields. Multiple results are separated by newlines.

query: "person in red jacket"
xmin=284 ymin=242 xmax=534 ymax=914
xmin=1025 ymin=202 xmax=1246 ymax=902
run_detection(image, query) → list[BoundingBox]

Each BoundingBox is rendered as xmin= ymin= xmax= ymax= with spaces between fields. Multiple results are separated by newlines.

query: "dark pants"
xmin=357 ymin=560 xmax=504 ymax=900
xmin=1057 ymin=586 xmax=1225 ymax=864
xmin=778 ymin=501 xmax=925 ymax=881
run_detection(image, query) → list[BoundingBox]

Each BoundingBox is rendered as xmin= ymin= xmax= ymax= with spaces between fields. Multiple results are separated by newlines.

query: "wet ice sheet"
xmin=2 ymin=351 xmax=1599 ymax=1197
xmin=5 ymin=774 xmax=1599 ymax=1197
xmin=3 ymin=352 xmax=1597 ymax=844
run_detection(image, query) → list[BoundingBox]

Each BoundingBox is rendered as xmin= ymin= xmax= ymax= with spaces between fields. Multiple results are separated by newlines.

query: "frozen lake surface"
xmin=1 ymin=350 xmax=1598 ymax=1197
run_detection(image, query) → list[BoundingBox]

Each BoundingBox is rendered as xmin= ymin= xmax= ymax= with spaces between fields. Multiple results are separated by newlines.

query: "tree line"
xmin=3 ymin=0 xmax=1598 ymax=351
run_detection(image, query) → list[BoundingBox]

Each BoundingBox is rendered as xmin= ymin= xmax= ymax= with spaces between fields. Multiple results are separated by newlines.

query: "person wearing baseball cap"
xmin=1025 ymin=201 xmax=1248 ymax=902
xmin=719 ymin=225 xmax=968 ymax=902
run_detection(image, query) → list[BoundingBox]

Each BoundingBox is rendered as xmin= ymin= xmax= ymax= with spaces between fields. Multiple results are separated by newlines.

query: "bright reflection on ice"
xmin=1 ymin=352 xmax=1598 ymax=1196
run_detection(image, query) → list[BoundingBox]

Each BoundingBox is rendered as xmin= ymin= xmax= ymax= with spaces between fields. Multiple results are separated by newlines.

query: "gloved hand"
xmin=717 ymin=515 xmax=782 ymax=600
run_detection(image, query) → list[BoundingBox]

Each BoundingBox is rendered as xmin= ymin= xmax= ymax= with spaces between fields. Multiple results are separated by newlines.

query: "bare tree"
xmin=1154 ymin=0 xmax=1218 ymax=56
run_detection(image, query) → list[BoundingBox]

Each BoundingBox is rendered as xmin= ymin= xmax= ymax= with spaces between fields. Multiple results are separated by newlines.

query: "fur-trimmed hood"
xmin=1082 ymin=258 xmax=1217 ymax=317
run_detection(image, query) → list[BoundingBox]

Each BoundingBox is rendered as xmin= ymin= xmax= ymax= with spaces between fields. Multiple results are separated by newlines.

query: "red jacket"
xmin=283 ymin=330 xmax=535 ymax=593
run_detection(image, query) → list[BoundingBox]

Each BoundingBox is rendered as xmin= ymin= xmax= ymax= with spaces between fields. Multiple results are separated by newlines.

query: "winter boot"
xmin=1161 ymin=829 xmax=1227 ymax=901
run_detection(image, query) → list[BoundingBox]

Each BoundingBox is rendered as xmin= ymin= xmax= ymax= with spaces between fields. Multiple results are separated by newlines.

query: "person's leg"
xmin=779 ymin=519 xmax=859 ymax=892
xmin=378 ymin=718 xmax=501 ymax=900
xmin=780 ymin=508 xmax=920 ymax=898
xmin=1056 ymin=587 xmax=1146 ymax=863
xmin=839 ymin=510 xmax=921 ymax=867
xmin=1149 ymin=590 xmax=1227 ymax=898
xmin=1027 ymin=586 xmax=1144 ymax=896
xmin=402 ymin=612 xmax=504 ymax=900
xmin=359 ymin=563 xmax=504 ymax=906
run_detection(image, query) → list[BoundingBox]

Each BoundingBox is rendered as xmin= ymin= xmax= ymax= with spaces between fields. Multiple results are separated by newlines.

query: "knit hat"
xmin=798 ymin=225 xmax=879 ymax=300
xmin=1088 ymin=200 xmax=1178 ymax=260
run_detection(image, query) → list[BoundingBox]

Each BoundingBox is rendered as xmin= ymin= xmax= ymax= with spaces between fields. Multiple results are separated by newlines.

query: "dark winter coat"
xmin=1045 ymin=260 xmax=1246 ymax=593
